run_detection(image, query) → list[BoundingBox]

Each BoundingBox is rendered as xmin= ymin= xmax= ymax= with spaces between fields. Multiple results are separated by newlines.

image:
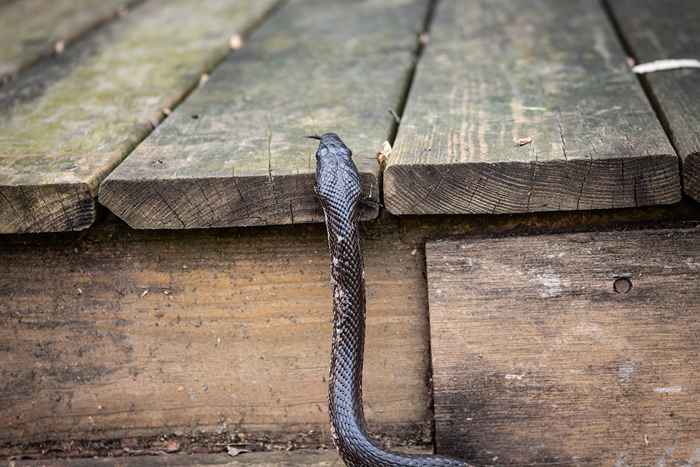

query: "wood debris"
xmin=516 ymin=136 xmax=533 ymax=146
xmin=229 ymin=34 xmax=243 ymax=50
xmin=377 ymin=141 xmax=392 ymax=167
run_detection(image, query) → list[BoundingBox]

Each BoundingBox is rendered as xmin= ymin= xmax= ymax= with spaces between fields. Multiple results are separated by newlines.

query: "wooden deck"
xmin=1 ymin=0 xmax=700 ymax=465
xmin=1 ymin=0 xmax=698 ymax=233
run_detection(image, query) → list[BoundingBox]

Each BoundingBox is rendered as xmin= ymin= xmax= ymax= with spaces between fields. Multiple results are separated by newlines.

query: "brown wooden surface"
xmin=426 ymin=229 xmax=700 ymax=466
xmin=0 ymin=0 xmax=278 ymax=234
xmin=1 ymin=203 xmax=699 ymax=453
xmin=385 ymin=0 xmax=680 ymax=215
xmin=0 ymin=217 xmax=433 ymax=446
xmin=0 ymin=0 xmax=136 ymax=83
xmin=607 ymin=0 xmax=700 ymax=203
xmin=99 ymin=0 xmax=429 ymax=230
xmin=9 ymin=451 xmax=346 ymax=467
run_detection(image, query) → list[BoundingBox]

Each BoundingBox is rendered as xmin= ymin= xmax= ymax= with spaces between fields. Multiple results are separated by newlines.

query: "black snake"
xmin=311 ymin=133 xmax=469 ymax=467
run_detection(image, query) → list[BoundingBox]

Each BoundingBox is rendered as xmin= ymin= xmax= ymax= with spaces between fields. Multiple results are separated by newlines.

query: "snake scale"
xmin=311 ymin=133 xmax=469 ymax=467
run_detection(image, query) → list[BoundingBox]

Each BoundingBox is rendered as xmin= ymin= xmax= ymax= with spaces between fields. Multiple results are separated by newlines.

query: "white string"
xmin=632 ymin=59 xmax=700 ymax=74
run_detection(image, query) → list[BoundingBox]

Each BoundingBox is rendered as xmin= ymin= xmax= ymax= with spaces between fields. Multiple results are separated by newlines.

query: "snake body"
xmin=312 ymin=133 xmax=469 ymax=467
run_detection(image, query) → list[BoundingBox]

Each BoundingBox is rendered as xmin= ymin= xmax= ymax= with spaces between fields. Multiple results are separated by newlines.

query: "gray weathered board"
xmin=608 ymin=0 xmax=700 ymax=202
xmin=0 ymin=0 xmax=278 ymax=234
xmin=385 ymin=0 xmax=681 ymax=215
xmin=0 ymin=0 xmax=136 ymax=83
xmin=99 ymin=0 xmax=429 ymax=229
xmin=426 ymin=229 xmax=700 ymax=466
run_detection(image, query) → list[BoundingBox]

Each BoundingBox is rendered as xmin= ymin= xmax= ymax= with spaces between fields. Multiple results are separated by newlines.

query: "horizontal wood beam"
xmin=427 ymin=228 xmax=700 ymax=465
xmin=0 ymin=217 xmax=433 ymax=446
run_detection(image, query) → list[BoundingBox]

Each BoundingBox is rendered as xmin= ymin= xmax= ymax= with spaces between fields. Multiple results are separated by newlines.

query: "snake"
xmin=311 ymin=133 xmax=470 ymax=467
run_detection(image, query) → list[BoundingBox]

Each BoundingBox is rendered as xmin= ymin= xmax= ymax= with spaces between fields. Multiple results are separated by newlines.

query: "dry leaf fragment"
xmin=377 ymin=141 xmax=392 ymax=166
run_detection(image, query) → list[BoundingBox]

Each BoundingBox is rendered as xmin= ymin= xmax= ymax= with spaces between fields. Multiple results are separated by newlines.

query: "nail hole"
xmin=613 ymin=277 xmax=632 ymax=294
xmin=191 ymin=114 xmax=199 ymax=119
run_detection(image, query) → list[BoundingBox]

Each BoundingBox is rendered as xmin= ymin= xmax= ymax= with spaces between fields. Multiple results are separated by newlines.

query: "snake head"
xmin=310 ymin=133 xmax=362 ymax=216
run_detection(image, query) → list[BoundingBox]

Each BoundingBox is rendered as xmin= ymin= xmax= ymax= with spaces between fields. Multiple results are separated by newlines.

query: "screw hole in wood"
xmin=613 ymin=277 xmax=632 ymax=294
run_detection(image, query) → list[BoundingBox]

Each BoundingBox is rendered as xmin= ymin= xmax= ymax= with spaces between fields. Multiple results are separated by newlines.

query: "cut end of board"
xmin=0 ymin=182 xmax=95 ymax=233
xmin=384 ymin=154 xmax=681 ymax=215
xmin=99 ymin=173 xmax=379 ymax=230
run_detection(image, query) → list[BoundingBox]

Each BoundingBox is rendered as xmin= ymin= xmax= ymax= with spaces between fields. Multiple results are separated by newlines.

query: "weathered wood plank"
xmin=0 ymin=0 xmax=136 ymax=83
xmin=0 ymin=0 xmax=278 ymax=234
xmin=385 ymin=0 xmax=680 ymax=215
xmin=9 ymin=448 xmax=431 ymax=466
xmin=99 ymin=0 xmax=428 ymax=229
xmin=426 ymin=229 xmax=700 ymax=466
xmin=607 ymin=0 xmax=700 ymax=202
xmin=0 ymin=217 xmax=433 ymax=446
xmin=10 ymin=451 xmax=346 ymax=467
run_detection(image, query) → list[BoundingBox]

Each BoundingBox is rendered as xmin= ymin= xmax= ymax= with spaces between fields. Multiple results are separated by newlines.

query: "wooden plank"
xmin=426 ymin=229 xmax=700 ymax=466
xmin=99 ymin=0 xmax=429 ymax=229
xmin=9 ymin=448 xmax=430 ymax=466
xmin=607 ymin=0 xmax=700 ymax=202
xmin=385 ymin=0 xmax=681 ymax=215
xmin=0 ymin=0 xmax=278 ymax=233
xmin=1 ymin=202 xmax=697 ymax=454
xmin=10 ymin=451 xmax=346 ymax=466
xmin=0 ymin=0 xmax=136 ymax=83
xmin=0 ymin=217 xmax=433 ymax=446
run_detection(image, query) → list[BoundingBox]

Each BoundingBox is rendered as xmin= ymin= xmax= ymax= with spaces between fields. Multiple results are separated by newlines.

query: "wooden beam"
xmin=426 ymin=229 xmax=700 ymax=465
xmin=607 ymin=0 xmax=700 ymax=202
xmin=385 ymin=0 xmax=681 ymax=215
xmin=0 ymin=0 xmax=278 ymax=233
xmin=0 ymin=0 xmax=136 ymax=83
xmin=11 ymin=451 xmax=346 ymax=467
xmin=99 ymin=0 xmax=429 ymax=229
xmin=0 ymin=217 xmax=433 ymax=446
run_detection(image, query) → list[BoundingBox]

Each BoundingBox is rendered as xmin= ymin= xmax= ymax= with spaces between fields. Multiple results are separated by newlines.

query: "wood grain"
xmin=0 ymin=0 xmax=136 ymax=83
xmin=0 ymin=217 xmax=433 ymax=446
xmin=0 ymin=0 xmax=278 ymax=233
xmin=426 ymin=229 xmax=700 ymax=466
xmin=607 ymin=0 xmax=700 ymax=202
xmin=385 ymin=0 xmax=680 ymax=215
xmin=99 ymin=0 xmax=429 ymax=229
xmin=11 ymin=451 xmax=346 ymax=467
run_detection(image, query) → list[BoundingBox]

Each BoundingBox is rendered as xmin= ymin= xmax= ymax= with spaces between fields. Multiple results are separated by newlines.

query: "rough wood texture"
xmin=99 ymin=0 xmax=429 ymax=229
xmin=10 ymin=451 xmax=346 ymax=467
xmin=607 ymin=0 xmax=700 ymax=202
xmin=426 ymin=229 xmax=700 ymax=466
xmin=0 ymin=0 xmax=278 ymax=234
xmin=0 ymin=0 xmax=136 ymax=83
xmin=0 ymin=217 xmax=433 ymax=445
xmin=385 ymin=0 xmax=680 ymax=215
xmin=9 ymin=449 xmax=430 ymax=466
